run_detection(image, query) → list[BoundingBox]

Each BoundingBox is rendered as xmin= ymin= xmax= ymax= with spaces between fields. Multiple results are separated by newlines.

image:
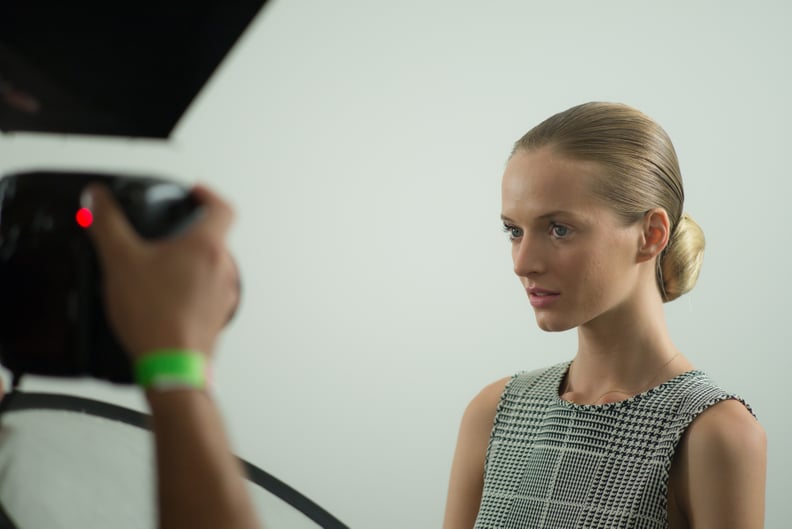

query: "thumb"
xmin=82 ymin=184 xmax=141 ymax=266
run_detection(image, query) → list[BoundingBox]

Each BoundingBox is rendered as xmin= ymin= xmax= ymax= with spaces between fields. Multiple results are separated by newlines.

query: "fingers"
xmin=82 ymin=184 xmax=142 ymax=266
xmin=84 ymin=183 xmax=234 ymax=255
xmin=199 ymin=187 xmax=239 ymax=324
xmin=190 ymin=184 xmax=235 ymax=240
xmin=224 ymin=254 xmax=242 ymax=324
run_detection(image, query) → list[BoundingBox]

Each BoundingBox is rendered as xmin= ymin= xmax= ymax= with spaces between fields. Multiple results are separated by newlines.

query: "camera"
xmin=0 ymin=171 xmax=203 ymax=383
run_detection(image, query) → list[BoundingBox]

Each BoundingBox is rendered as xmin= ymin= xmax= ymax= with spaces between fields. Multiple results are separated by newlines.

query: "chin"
xmin=534 ymin=315 xmax=577 ymax=333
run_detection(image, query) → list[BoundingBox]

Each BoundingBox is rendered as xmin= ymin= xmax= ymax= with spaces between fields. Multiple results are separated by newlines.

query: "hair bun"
xmin=659 ymin=213 xmax=705 ymax=302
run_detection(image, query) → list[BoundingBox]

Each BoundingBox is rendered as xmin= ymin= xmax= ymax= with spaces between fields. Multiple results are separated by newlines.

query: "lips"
xmin=527 ymin=286 xmax=560 ymax=308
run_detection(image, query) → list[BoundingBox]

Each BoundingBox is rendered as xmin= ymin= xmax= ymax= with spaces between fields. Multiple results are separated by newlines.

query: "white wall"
xmin=1 ymin=1 xmax=789 ymax=527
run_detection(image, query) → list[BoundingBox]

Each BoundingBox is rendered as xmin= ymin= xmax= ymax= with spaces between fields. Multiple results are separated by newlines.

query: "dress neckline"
xmin=553 ymin=361 xmax=704 ymax=411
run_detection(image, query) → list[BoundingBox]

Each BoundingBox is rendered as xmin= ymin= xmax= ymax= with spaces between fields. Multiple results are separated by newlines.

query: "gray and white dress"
xmin=474 ymin=362 xmax=752 ymax=529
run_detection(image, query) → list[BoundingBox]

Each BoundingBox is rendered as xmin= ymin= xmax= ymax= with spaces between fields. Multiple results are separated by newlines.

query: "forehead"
xmin=501 ymin=148 xmax=604 ymax=221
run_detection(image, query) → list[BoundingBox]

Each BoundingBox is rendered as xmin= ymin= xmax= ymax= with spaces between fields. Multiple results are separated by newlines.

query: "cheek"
xmin=577 ymin=258 xmax=610 ymax=300
xmin=581 ymin=241 xmax=638 ymax=298
xmin=571 ymin=246 xmax=627 ymax=300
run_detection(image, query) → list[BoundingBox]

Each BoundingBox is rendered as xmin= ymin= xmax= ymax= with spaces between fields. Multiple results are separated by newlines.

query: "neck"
xmin=563 ymin=287 xmax=693 ymax=404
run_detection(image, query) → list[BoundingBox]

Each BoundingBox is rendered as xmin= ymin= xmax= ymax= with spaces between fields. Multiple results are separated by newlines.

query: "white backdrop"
xmin=1 ymin=1 xmax=789 ymax=528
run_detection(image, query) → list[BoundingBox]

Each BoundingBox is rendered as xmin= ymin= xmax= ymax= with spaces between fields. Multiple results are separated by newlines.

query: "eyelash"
xmin=502 ymin=222 xmax=571 ymax=241
xmin=502 ymin=223 xmax=522 ymax=241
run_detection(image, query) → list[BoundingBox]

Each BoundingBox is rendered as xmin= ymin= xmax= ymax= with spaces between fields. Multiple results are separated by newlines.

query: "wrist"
xmin=135 ymin=349 xmax=211 ymax=392
xmin=145 ymin=385 xmax=209 ymax=410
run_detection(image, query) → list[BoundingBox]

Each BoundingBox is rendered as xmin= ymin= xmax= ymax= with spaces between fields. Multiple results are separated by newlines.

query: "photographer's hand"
xmin=85 ymin=184 xmax=238 ymax=360
xmin=85 ymin=184 xmax=261 ymax=529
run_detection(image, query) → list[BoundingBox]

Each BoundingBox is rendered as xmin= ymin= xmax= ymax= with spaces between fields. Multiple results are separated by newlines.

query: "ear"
xmin=636 ymin=208 xmax=670 ymax=263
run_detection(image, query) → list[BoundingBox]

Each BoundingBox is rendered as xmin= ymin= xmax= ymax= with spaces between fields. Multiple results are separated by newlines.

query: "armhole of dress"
xmin=482 ymin=367 xmax=549 ymax=474
xmin=482 ymin=373 xmax=518 ymax=473
xmin=662 ymin=393 xmax=756 ymax=504
xmin=673 ymin=393 xmax=755 ymax=449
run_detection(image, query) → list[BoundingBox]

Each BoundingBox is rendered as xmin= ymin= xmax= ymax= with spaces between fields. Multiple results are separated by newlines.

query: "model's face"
xmin=501 ymin=148 xmax=644 ymax=332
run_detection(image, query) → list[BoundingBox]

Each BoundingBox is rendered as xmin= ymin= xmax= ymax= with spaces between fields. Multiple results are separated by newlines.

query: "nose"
xmin=512 ymin=234 xmax=545 ymax=278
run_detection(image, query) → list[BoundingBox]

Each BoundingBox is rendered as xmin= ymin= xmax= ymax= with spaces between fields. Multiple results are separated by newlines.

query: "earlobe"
xmin=637 ymin=209 xmax=670 ymax=262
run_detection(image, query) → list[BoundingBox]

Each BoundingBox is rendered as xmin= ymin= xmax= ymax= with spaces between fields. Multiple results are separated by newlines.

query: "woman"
xmin=443 ymin=102 xmax=766 ymax=529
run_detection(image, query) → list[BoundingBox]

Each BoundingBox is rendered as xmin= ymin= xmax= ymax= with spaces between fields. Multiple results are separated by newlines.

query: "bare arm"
xmin=147 ymin=390 xmax=260 ymax=529
xmin=87 ymin=184 xmax=261 ymax=529
xmin=671 ymin=399 xmax=767 ymax=529
xmin=442 ymin=377 xmax=509 ymax=529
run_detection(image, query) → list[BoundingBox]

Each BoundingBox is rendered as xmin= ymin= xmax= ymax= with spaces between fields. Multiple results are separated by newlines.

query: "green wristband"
xmin=135 ymin=350 xmax=208 ymax=390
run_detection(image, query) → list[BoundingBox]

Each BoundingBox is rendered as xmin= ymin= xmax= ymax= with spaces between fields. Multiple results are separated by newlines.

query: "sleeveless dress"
xmin=473 ymin=362 xmax=752 ymax=529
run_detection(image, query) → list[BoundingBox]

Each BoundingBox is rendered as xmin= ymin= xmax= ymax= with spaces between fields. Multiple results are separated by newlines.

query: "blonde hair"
xmin=512 ymin=102 xmax=704 ymax=302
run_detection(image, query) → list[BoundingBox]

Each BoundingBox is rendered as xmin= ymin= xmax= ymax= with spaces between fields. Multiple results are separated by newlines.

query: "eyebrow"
xmin=500 ymin=210 xmax=580 ymax=223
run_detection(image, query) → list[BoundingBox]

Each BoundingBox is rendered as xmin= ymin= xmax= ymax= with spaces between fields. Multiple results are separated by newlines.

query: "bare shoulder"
xmin=456 ymin=376 xmax=512 ymax=452
xmin=672 ymin=398 xmax=767 ymax=529
xmin=463 ymin=376 xmax=512 ymax=424
xmin=442 ymin=376 xmax=511 ymax=529
xmin=685 ymin=398 xmax=766 ymax=456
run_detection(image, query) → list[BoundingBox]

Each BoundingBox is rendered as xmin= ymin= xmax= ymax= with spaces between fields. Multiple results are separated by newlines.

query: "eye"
xmin=550 ymin=223 xmax=570 ymax=238
xmin=502 ymin=223 xmax=522 ymax=241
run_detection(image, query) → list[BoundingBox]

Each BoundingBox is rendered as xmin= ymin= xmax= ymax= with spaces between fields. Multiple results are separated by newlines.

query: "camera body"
xmin=0 ymin=170 xmax=202 ymax=383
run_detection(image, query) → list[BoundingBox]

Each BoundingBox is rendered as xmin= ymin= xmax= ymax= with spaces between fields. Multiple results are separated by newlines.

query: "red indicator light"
xmin=75 ymin=207 xmax=93 ymax=228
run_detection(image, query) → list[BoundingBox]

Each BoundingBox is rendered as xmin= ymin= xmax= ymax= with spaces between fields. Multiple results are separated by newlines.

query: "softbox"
xmin=0 ymin=0 xmax=267 ymax=137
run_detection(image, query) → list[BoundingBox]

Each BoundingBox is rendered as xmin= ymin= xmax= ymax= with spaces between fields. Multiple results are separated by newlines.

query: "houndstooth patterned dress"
xmin=474 ymin=362 xmax=751 ymax=529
